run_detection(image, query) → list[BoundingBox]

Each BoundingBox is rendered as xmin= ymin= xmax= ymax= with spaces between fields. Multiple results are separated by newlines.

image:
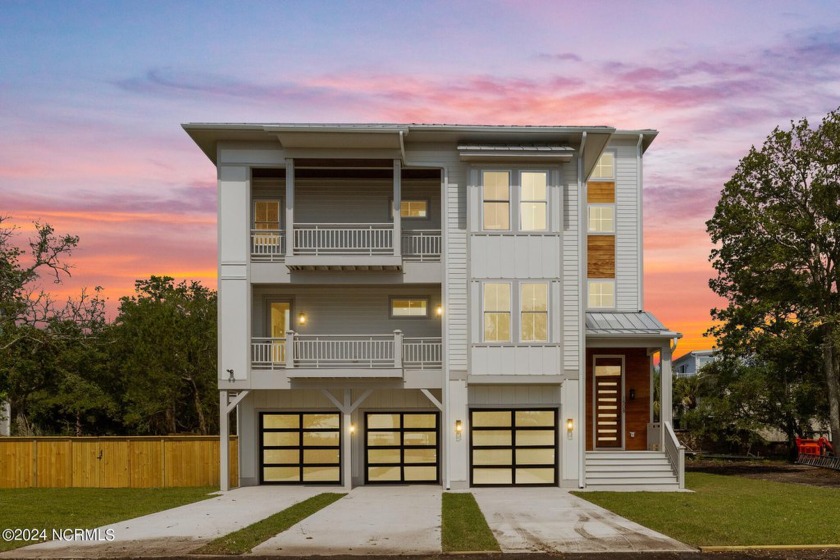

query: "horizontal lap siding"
xmin=563 ymin=160 xmax=580 ymax=373
xmin=614 ymin=142 xmax=640 ymax=311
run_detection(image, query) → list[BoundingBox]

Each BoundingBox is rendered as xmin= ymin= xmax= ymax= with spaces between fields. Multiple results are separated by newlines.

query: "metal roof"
xmin=585 ymin=311 xmax=680 ymax=338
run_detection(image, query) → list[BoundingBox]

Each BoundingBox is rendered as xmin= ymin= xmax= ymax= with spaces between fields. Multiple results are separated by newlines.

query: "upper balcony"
xmin=250 ymin=160 xmax=442 ymax=273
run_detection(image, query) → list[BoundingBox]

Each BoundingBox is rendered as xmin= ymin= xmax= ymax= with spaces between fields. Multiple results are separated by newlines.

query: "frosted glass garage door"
xmin=365 ymin=412 xmax=439 ymax=483
xmin=260 ymin=412 xmax=341 ymax=484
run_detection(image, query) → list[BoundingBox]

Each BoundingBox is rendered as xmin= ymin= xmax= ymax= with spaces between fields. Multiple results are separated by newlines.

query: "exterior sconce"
xmin=298 ymin=312 xmax=307 ymax=326
xmin=349 ymin=423 xmax=356 ymax=435
xmin=436 ymin=305 xmax=443 ymax=317
xmin=566 ymin=418 xmax=574 ymax=440
xmin=455 ymin=419 xmax=463 ymax=441
xmin=226 ymin=369 xmax=234 ymax=382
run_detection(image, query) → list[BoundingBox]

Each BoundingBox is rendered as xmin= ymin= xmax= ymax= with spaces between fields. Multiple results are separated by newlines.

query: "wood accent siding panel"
xmin=585 ymin=348 xmax=650 ymax=451
xmin=587 ymin=236 xmax=615 ymax=278
xmin=562 ymin=160 xmax=580 ymax=371
xmin=614 ymin=142 xmax=640 ymax=311
xmin=251 ymin=285 xmax=442 ymax=338
xmin=470 ymin=346 xmax=562 ymax=376
xmin=587 ymin=182 xmax=615 ymax=203
xmin=470 ymin=235 xmax=561 ymax=279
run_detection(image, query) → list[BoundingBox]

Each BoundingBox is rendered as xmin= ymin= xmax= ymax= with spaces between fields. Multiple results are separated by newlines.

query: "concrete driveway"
xmin=472 ymin=487 xmax=693 ymax=553
xmin=1 ymin=486 xmax=326 ymax=558
xmin=251 ymin=485 xmax=442 ymax=556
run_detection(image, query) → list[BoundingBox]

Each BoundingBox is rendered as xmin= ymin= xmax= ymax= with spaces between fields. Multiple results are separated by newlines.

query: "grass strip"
xmin=442 ymin=492 xmax=500 ymax=552
xmin=0 ymin=487 xmax=215 ymax=552
xmin=194 ymin=492 xmax=345 ymax=555
xmin=574 ymin=472 xmax=840 ymax=547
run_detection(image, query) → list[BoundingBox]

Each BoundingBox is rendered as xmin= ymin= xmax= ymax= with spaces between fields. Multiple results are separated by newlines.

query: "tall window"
xmin=588 ymin=280 xmax=615 ymax=309
xmin=591 ymin=152 xmax=615 ymax=180
xmin=520 ymin=172 xmax=547 ymax=231
xmin=483 ymin=283 xmax=511 ymax=342
xmin=588 ymin=206 xmax=614 ymax=233
xmin=483 ymin=171 xmax=510 ymax=230
xmin=254 ymin=200 xmax=280 ymax=230
xmin=520 ymin=283 xmax=548 ymax=342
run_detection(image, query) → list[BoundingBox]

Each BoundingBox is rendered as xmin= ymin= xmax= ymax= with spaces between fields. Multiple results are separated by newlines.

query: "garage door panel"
xmin=404 ymin=466 xmax=437 ymax=481
xmin=404 ymin=448 xmax=437 ymax=463
xmin=365 ymin=412 xmax=440 ymax=484
xmin=263 ymin=432 xmax=299 ymax=446
xmin=261 ymin=412 xmax=342 ymax=485
xmin=263 ymin=466 xmax=300 ymax=482
xmin=470 ymin=409 xmax=557 ymax=487
xmin=404 ymin=431 xmax=436 ymax=446
xmin=264 ymin=415 xmax=299 ymax=429
xmin=264 ymin=449 xmax=300 ymax=464
xmin=369 ymin=465 xmax=401 ymax=481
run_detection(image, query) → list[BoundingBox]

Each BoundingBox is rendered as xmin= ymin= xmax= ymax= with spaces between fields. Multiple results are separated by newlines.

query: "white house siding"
xmin=562 ymin=158 xmax=580 ymax=377
xmin=612 ymin=140 xmax=641 ymax=311
xmin=468 ymin=385 xmax=561 ymax=406
xmin=469 ymin=346 xmax=562 ymax=376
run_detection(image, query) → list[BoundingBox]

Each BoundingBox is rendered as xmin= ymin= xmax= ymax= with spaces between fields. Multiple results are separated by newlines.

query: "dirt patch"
xmin=687 ymin=459 xmax=840 ymax=488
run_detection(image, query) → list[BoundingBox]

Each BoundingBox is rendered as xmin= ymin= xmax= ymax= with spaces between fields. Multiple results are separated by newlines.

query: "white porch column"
xmin=660 ymin=344 xmax=674 ymax=445
xmin=285 ymin=158 xmax=295 ymax=255
xmin=393 ymin=159 xmax=401 ymax=257
xmin=219 ymin=390 xmax=229 ymax=492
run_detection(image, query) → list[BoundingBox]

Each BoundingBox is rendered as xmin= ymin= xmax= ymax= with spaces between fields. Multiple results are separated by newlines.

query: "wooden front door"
xmin=594 ymin=357 xmax=623 ymax=449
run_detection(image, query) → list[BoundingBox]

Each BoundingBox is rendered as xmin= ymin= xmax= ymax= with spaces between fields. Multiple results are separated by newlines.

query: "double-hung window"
xmin=520 ymin=283 xmax=548 ymax=342
xmin=482 ymin=171 xmax=511 ymax=230
xmin=483 ymin=283 xmax=511 ymax=342
xmin=253 ymin=200 xmax=282 ymax=256
xmin=520 ymin=172 xmax=548 ymax=231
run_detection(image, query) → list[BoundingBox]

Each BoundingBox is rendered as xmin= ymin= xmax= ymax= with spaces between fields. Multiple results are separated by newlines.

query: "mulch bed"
xmin=687 ymin=459 xmax=840 ymax=488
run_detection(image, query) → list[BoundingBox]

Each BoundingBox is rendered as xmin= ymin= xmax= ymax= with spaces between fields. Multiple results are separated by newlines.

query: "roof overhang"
xmin=585 ymin=311 xmax=681 ymax=345
xmin=458 ymin=145 xmax=575 ymax=164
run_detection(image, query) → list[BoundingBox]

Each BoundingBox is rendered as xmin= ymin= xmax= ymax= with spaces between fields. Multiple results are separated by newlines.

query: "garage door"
xmin=365 ymin=412 xmax=439 ymax=483
xmin=470 ymin=409 xmax=557 ymax=486
xmin=260 ymin=412 xmax=341 ymax=484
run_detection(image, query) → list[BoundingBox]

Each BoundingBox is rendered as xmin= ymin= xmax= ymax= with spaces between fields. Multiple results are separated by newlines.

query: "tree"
xmin=111 ymin=276 xmax=217 ymax=435
xmin=706 ymin=107 xmax=840 ymax=446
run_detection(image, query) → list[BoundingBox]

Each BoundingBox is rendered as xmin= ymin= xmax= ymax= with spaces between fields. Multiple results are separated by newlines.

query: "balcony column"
xmin=394 ymin=329 xmax=403 ymax=368
xmin=393 ymin=159 xmax=401 ymax=257
xmin=660 ymin=344 xmax=674 ymax=448
xmin=285 ymin=330 xmax=295 ymax=369
xmin=285 ymin=158 xmax=295 ymax=255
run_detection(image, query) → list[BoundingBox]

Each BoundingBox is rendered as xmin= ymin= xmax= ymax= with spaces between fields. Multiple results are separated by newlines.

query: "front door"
xmin=269 ymin=302 xmax=291 ymax=363
xmin=594 ymin=357 xmax=623 ymax=449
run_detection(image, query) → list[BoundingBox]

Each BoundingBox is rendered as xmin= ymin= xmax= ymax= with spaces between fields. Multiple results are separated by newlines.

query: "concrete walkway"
xmin=251 ymin=485 xmax=442 ymax=556
xmin=2 ymin=486 xmax=326 ymax=558
xmin=472 ymin=487 xmax=694 ymax=553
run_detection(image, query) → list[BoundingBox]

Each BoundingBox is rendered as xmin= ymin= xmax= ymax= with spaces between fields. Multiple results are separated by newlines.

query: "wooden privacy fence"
xmin=0 ymin=436 xmax=238 ymax=489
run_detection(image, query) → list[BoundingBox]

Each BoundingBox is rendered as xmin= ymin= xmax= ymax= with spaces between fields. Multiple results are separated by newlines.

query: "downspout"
xmin=636 ymin=134 xmax=644 ymax=311
xmin=399 ymin=130 xmax=407 ymax=163
xmin=578 ymin=132 xmax=587 ymax=489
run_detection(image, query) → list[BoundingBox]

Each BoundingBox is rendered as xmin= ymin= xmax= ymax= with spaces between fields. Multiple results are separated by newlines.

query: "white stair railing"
xmin=664 ymin=421 xmax=685 ymax=489
xmin=293 ymin=223 xmax=393 ymax=255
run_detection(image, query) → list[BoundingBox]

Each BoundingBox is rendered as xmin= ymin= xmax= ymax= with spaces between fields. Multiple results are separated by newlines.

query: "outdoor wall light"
xmin=349 ymin=423 xmax=356 ymax=434
xmin=455 ymin=419 xmax=463 ymax=441
xmin=436 ymin=305 xmax=443 ymax=317
xmin=226 ymin=369 xmax=235 ymax=382
xmin=298 ymin=312 xmax=307 ymax=326
xmin=566 ymin=418 xmax=574 ymax=440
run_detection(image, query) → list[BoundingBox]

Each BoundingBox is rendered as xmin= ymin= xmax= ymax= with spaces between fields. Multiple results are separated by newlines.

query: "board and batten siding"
xmin=612 ymin=141 xmax=641 ymax=311
xmin=251 ymin=285 xmax=442 ymax=338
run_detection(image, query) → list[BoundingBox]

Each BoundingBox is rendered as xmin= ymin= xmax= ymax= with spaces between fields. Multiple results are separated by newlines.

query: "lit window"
xmin=520 ymin=172 xmax=547 ymax=231
xmin=588 ymin=206 xmax=614 ymax=233
xmin=591 ymin=152 xmax=615 ymax=180
xmin=391 ymin=298 xmax=429 ymax=318
xmin=588 ymin=280 xmax=615 ymax=309
xmin=483 ymin=283 xmax=511 ymax=342
xmin=393 ymin=200 xmax=429 ymax=219
xmin=520 ymin=283 xmax=548 ymax=342
xmin=254 ymin=200 xmax=280 ymax=230
xmin=483 ymin=171 xmax=510 ymax=230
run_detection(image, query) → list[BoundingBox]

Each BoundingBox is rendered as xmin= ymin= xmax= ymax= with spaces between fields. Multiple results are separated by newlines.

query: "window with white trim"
xmin=588 ymin=205 xmax=614 ymax=233
xmin=520 ymin=172 xmax=548 ymax=231
xmin=482 ymin=171 xmax=510 ymax=230
xmin=483 ymin=283 xmax=511 ymax=342
xmin=590 ymin=152 xmax=615 ymax=180
xmin=520 ymin=283 xmax=548 ymax=342
xmin=392 ymin=199 xmax=429 ymax=219
xmin=588 ymin=280 xmax=615 ymax=309
xmin=390 ymin=297 xmax=429 ymax=318
xmin=254 ymin=200 xmax=280 ymax=230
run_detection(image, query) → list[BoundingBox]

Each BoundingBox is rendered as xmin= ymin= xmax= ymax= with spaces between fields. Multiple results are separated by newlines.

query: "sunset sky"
xmin=2 ymin=1 xmax=839 ymax=358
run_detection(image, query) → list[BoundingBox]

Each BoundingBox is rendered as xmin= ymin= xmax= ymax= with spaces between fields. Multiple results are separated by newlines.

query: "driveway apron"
xmin=1 ymin=486 xmax=326 ymax=558
xmin=472 ymin=487 xmax=694 ymax=553
xmin=251 ymin=485 xmax=442 ymax=556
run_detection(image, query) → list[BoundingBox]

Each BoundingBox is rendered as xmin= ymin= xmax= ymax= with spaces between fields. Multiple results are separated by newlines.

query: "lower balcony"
xmin=251 ymin=332 xmax=442 ymax=378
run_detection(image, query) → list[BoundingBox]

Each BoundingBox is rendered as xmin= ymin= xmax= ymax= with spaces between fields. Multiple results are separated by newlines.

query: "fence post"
xmin=394 ymin=330 xmax=403 ymax=369
xmin=285 ymin=330 xmax=295 ymax=369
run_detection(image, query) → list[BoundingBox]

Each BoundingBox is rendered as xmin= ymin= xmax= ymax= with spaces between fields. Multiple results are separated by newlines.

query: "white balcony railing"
xmin=293 ymin=223 xmax=394 ymax=255
xmin=403 ymin=337 xmax=443 ymax=369
xmin=250 ymin=333 xmax=442 ymax=371
xmin=251 ymin=230 xmax=285 ymax=261
xmin=402 ymin=230 xmax=442 ymax=262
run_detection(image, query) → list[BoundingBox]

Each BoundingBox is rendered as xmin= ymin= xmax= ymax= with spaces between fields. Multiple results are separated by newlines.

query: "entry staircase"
xmin=585 ymin=451 xmax=681 ymax=491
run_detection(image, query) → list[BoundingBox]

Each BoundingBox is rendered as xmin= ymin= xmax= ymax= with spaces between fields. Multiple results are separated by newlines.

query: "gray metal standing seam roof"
xmin=585 ymin=311 xmax=680 ymax=337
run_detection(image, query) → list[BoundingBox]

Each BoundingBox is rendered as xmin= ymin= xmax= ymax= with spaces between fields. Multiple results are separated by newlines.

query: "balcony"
xmin=251 ymin=225 xmax=441 ymax=270
xmin=251 ymin=332 xmax=442 ymax=378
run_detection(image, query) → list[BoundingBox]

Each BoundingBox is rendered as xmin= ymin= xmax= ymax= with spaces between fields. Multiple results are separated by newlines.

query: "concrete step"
xmin=581 ymin=483 xmax=682 ymax=492
xmin=586 ymin=458 xmax=671 ymax=467
xmin=586 ymin=470 xmax=675 ymax=479
xmin=585 ymin=476 xmax=679 ymax=485
xmin=585 ymin=464 xmax=674 ymax=473
xmin=586 ymin=452 xmax=666 ymax=460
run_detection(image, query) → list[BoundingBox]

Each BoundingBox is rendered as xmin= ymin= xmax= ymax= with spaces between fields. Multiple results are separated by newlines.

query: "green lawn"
xmin=575 ymin=472 xmax=840 ymax=546
xmin=441 ymin=492 xmax=500 ymax=552
xmin=194 ymin=493 xmax=344 ymax=555
xmin=0 ymin=487 xmax=214 ymax=552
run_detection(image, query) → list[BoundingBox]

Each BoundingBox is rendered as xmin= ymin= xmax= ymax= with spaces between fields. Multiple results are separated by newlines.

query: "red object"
xmin=796 ymin=436 xmax=835 ymax=457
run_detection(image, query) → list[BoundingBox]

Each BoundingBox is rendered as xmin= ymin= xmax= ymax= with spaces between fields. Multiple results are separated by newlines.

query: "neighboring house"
xmin=673 ymin=350 xmax=717 ymax=377
xmin=184 ymin=123 xmax=684 ymax=491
